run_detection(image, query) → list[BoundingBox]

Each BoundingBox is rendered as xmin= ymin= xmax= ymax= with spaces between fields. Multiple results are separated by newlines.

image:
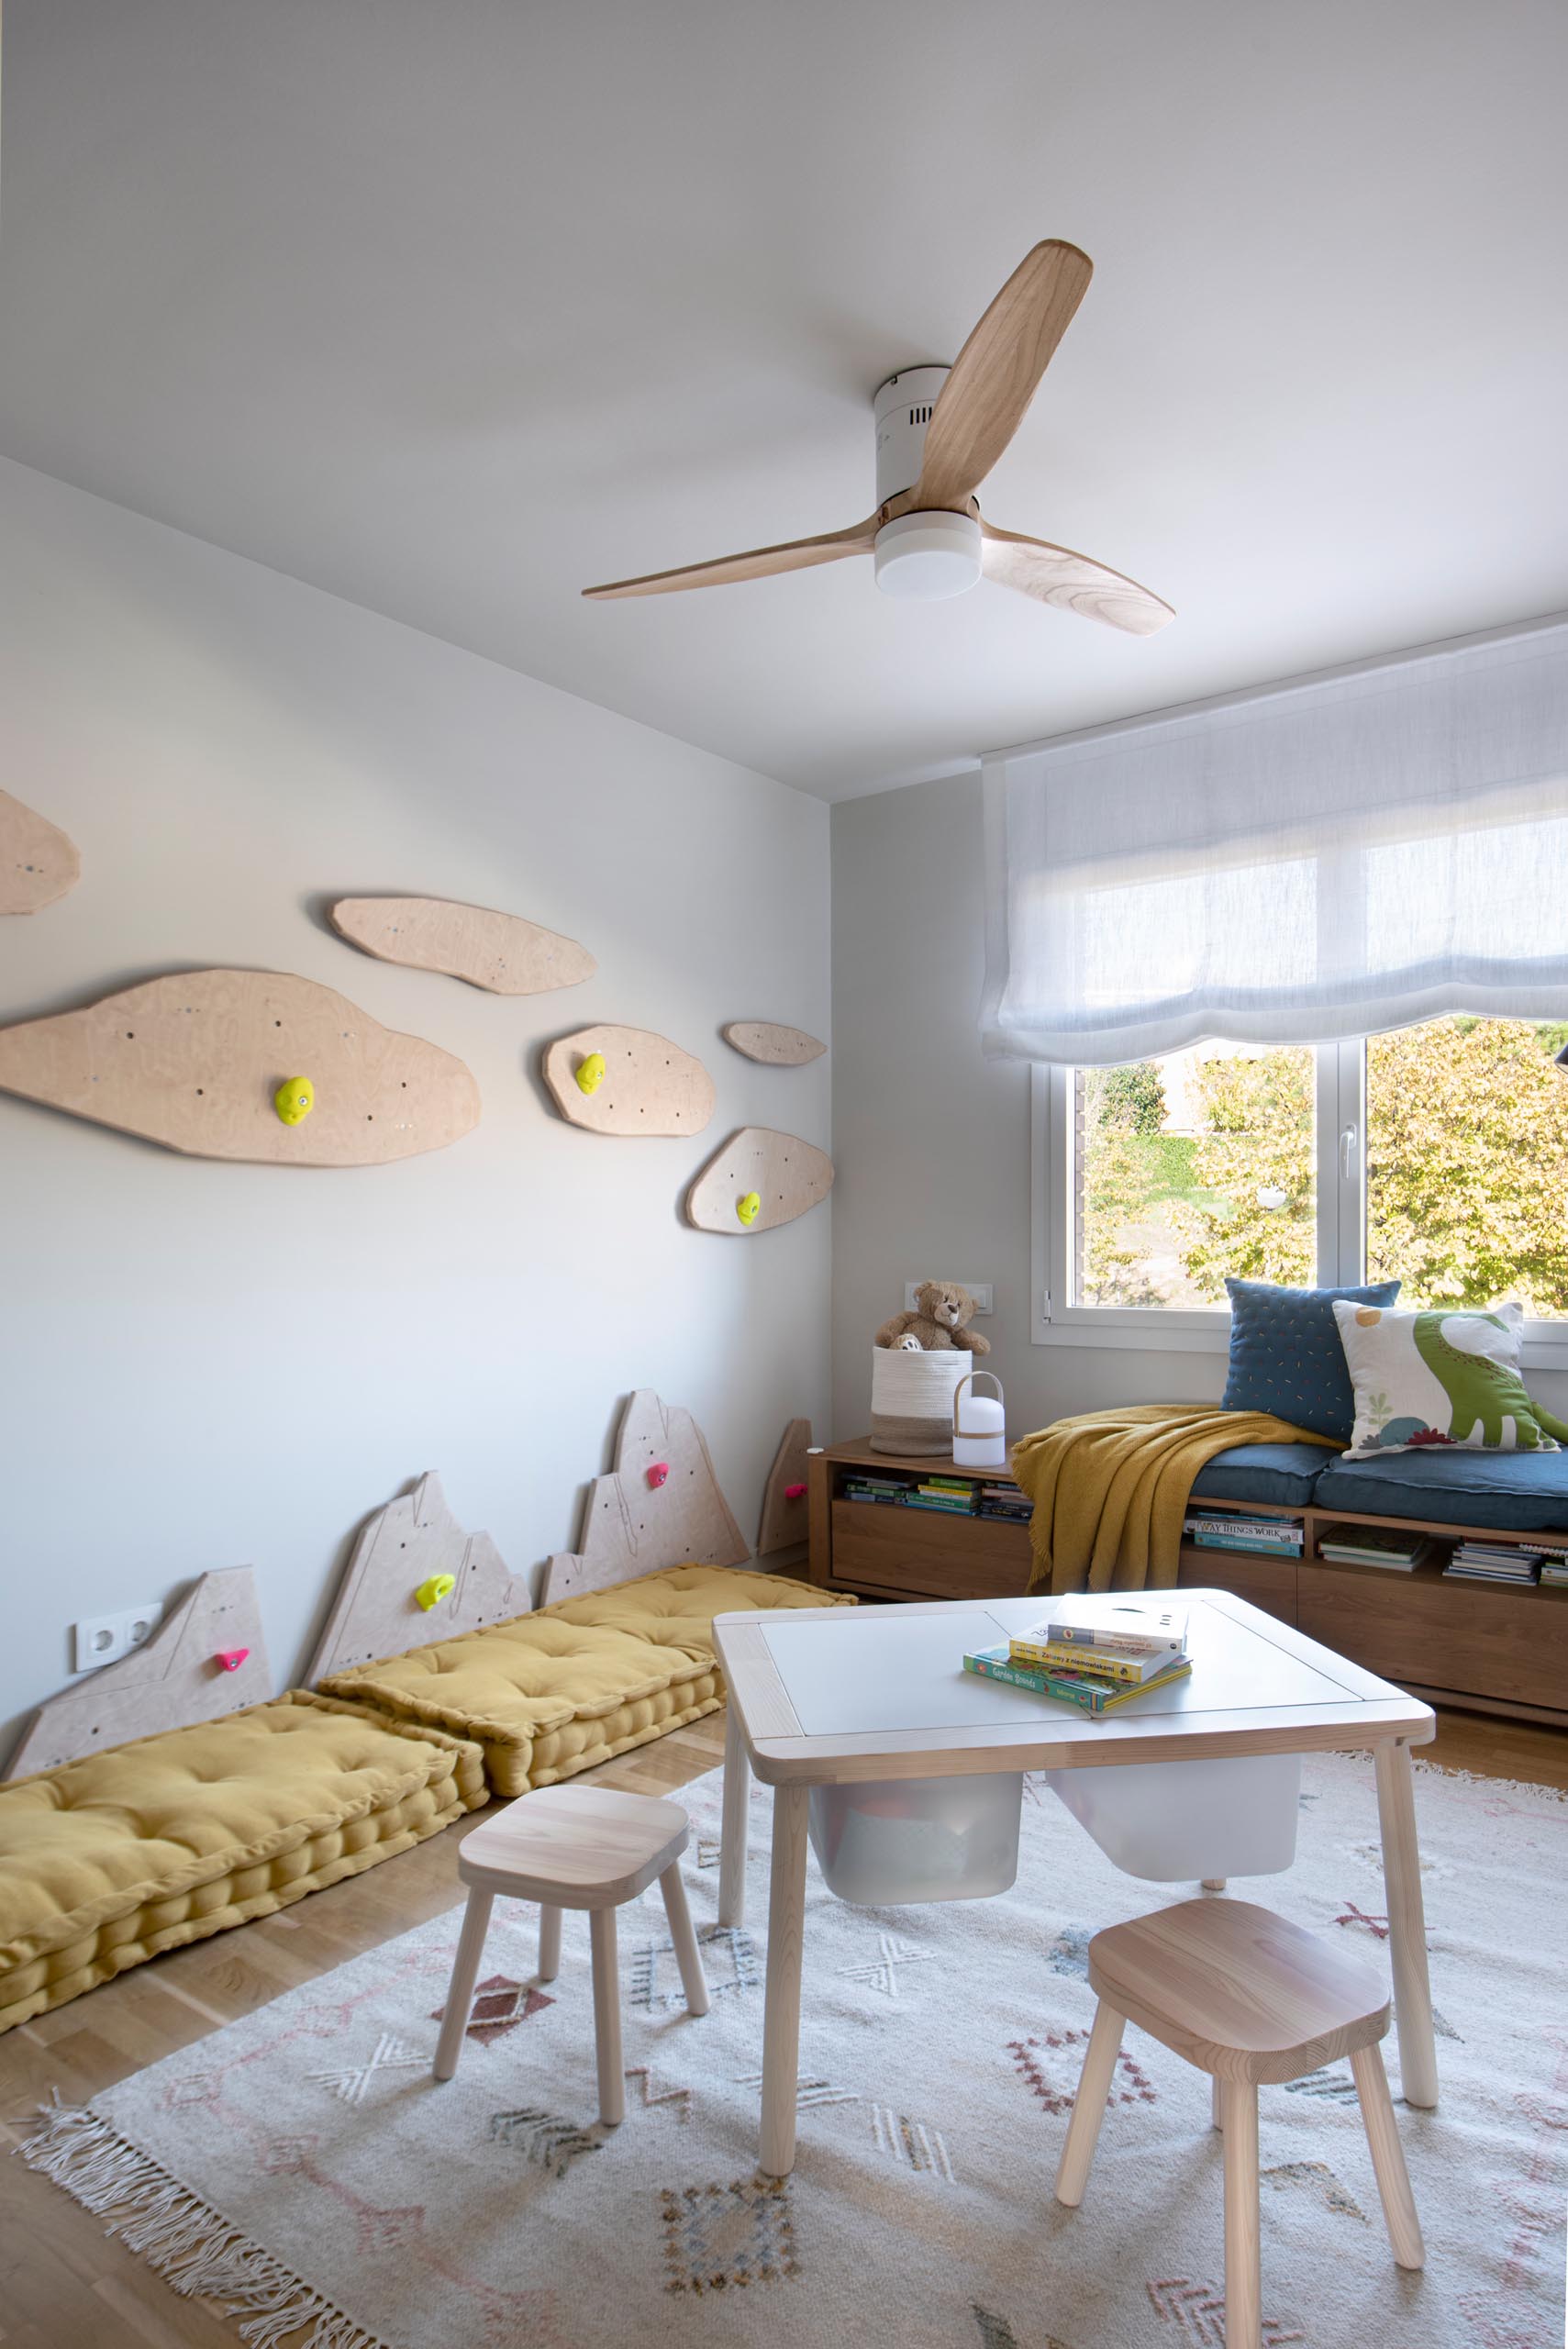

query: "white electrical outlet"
xmin=904 ymin=1280 xmax=993 ymax=1315
xmin=72 ymin=1601 xmax=162 ymax=1675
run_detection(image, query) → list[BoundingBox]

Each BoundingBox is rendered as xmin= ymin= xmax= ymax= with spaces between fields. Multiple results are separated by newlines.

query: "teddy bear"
xmin=874 ymin=1279 xmax=991 ymax=1355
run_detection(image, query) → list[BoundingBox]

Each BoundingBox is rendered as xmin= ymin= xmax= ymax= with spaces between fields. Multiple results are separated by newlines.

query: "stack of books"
xmin=1316 ymin=1522 xmax=1433 ymax=1572
xmin=1184 ymin=1510 xmax=1303 ymax=1558
xmin=906 ymin=1475 xmax=978 ymax=1517
xmin=1539 ymin=1542 xmax=1568 ymax=1588
xmin=841 ymin=1473 xmax=914 ymax=1506
xmin=1444 ymin=1541 xmax=1541 ymax=1586
xmin=962 ymin=1598 xmax=1191 ymax=1720
xmin=977 ymin=1482 xmax=1031 ymax=1524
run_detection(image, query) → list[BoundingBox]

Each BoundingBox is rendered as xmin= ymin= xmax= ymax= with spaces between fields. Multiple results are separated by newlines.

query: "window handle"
xmin=1340 ymin=1124 xmax=1359 ymax=1181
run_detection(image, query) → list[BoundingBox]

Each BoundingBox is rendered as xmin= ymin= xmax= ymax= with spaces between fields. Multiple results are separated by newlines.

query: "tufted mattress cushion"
xmin=0 ymin=1690 xmax=485 ymax=2038
xmin=321 ymin=1565 xmax=850 ymax=1798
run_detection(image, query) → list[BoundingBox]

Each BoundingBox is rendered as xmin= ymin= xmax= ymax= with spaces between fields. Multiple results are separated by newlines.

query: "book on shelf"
xmin=1007 ymin=1634 xmax=1185 ymax=1685
xmin=1039 ymin=1597 xmax=1189 ymax=1655
xmin=1444 ymin=1566 xmax=1540 ymax=1585
xmin=962 ymin=1642 xmax=1193 ymax=1717
xmin=1443 ymin=1538 xmax=1540 ymax=1583
xmin=1541 ymin=1562 xmax=1568 ymax=1585
xmin=1186 ymin=1529 xmax=1304 ymax=1557
xmin=1316 ymin=1522 xmax=1433 ymax=1570
xmin=1184 ymin=1513 xmax=1302 ymax=1553
xmin=1444 ymin=1544 xmax=1540 ymax=1584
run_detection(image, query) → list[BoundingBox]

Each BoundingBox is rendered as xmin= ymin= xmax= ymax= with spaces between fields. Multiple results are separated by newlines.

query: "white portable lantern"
xmin=951 ymin=1370 xmax=1006 ymax=1470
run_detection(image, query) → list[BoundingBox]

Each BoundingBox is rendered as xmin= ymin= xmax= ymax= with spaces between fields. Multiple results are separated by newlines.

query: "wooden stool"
xmin=432 ymin=1784 xmax=709 ymax=2124
xmin=1055 ymin=1898 xmax=1423 ymax=2349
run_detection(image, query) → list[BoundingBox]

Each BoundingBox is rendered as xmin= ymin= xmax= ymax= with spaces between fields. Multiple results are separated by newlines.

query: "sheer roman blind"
xmin=980 ymin=619 xmax=1568 ymax=1066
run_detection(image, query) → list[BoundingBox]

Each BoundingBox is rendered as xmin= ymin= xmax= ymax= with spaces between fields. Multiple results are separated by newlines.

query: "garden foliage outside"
xmin=1077 ymin=1018 xmax=1568 ymax=1315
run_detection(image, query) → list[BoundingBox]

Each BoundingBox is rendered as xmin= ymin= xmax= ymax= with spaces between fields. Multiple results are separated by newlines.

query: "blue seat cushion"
xmin=1222 ymin=1277 xmax=1401 ymax=1442
xmin=1312 ymin=1447 xmax=1568 ymax=1533
xmin=1189 ymin=1442 xmax=1331 ymax=1508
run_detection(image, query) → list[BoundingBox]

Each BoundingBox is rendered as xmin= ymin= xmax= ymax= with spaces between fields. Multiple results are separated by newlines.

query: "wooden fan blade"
xmin=914 ymin=240 xmax=1095 ymax=510
xmin=981 ymin=519 xmax=1174 ymax=635
xmin=583 ymin=518 xmax=878 ymax=600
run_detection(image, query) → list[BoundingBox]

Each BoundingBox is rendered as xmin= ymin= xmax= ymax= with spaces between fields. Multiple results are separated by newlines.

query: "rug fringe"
xmin=1411 ymin=1754 xmax=1567 ymax=1801
xmin=17 ymin=2095 xmax=390 ymax=2349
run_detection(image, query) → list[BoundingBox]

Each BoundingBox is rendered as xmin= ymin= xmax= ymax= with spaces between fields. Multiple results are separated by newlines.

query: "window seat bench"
xmin=807 ymin=1435 xmax=1568 ymax=1728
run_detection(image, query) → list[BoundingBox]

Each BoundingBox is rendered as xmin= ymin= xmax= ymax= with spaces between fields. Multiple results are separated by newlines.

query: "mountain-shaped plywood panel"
xmin=758 ymin=1418 xmax=813 ymax=1558
xmin=685 ymin=1127 xmax=833 ymax=1234
xmin=0 ymin=970 xmax=481 ymax=1164
xmin=306 ymin=1473 xmax=532 ymax=1682
xmin=542 ymin=1389 xmax=749 ymax=1604
xmin=330 ymin=896 xmax=595 ymax=996
xmin=542 ymin=1025 xmax=713 ymax=1138
xmin=6 ymin=1568 xmax=272 ymax=1780
xmin=0 ymin=789 xmax=80 ymax=914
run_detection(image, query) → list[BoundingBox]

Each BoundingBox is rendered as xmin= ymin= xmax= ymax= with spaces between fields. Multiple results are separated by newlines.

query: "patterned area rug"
xmin=19 ymin=1753 xmax=1568 ymax=2349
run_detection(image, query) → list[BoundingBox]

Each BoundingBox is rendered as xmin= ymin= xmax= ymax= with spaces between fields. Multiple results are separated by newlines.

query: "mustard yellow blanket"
xmin=1009 ymin=1405 xmax=1336 ymax=1596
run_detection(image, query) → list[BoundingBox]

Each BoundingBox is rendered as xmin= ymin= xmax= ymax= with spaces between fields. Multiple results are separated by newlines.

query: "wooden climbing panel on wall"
xmin=6 ymin=1568 xmax=272 ymax=1780
xmin=542 ymin=1389 xmax=750 ymax=1604
xmin=306 ymin=1473 xmax=532 ymax=1682
xmin=0 ymin=788 xmax=80 ymax=914
xmin=685 ymin=1126 xmax=834 ymax=1234
xmin=542 ymin=1025 xmax=714 ymax=1138
xmin=330 ymin=896 xmax=595 ymax=996
xmin=0 ymin=969 xmax=481 ymax=1164
xmin=721 ymin=1021 xmax=825 ymax=1064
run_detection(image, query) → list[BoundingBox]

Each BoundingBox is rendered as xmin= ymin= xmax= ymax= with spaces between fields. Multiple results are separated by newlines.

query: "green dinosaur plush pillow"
xmin=1330 ymin=1298 xmax=1568 ymax=1457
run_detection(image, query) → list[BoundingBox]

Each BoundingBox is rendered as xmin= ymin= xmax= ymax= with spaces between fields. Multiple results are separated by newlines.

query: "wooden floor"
xmin=1 ymin=1702 xmax=1562 ymax=2346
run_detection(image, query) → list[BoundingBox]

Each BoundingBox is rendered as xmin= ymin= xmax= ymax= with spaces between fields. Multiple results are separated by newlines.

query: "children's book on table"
xmin=961 ymin=1595 xmax=1193 ymax=1720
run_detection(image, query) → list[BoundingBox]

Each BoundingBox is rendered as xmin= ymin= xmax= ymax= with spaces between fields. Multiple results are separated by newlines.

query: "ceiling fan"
xmin=583 ymin=239 xmax=1173 ymax=634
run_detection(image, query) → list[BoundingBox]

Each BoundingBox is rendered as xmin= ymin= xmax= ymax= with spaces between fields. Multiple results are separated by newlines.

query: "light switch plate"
xmin=904 ymin=1280 xmax=993 ymax=1315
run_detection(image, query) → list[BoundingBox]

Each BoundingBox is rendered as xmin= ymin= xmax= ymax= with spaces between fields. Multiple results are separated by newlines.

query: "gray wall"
xmin=829 ymin=769 xmax=1568 ymax=1444
xmin=0 ymin=457 xmax=831 ymax=1757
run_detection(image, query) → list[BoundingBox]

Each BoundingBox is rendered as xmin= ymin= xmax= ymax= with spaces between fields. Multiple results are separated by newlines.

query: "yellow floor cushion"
xmin=0 ymin=1690 xmax=485 ymax=2038
xmin=320 ymin=1564 xmax=849 ymax=1797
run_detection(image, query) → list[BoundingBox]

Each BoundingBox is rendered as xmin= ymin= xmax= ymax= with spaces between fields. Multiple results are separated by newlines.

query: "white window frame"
xmin=1030 ymin=1046 xmax=1568 ymax=1369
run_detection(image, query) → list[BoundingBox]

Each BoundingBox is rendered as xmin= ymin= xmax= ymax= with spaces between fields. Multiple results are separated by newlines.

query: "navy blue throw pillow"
xmin=1222 ymin=1278 xmax=1400 ymax=1442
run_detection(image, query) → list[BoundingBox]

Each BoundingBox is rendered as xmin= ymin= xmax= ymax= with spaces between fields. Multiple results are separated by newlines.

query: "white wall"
xmin=829 ymin=771 xmax=1568 ymax=1442
xmin=0 ymin=457 xmax=831 ymax=1759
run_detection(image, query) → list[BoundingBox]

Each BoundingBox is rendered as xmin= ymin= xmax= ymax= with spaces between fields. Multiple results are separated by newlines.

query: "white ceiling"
xmin=3 ymin=0 xmax=1566 ymax=799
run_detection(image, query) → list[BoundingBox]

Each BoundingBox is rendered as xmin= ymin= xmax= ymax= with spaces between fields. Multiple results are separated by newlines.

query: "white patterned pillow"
xmin=1330 ymin=1298 xmax=1567 ymax=1456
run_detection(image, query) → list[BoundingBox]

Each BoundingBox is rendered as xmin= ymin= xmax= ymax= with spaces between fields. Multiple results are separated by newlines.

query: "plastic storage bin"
xmin=1045 ymin=1752 xmax=1301 ymax=1882
xmin=808 ymin=1771 xmax=1023 ymax=1905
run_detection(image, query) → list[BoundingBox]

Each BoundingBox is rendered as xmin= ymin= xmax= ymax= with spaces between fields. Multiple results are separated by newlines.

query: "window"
xmin=1033 ymin=1017 xmax=1568 ymax=1364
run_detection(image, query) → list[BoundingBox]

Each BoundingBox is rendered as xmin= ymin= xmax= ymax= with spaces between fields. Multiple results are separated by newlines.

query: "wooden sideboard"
xmin=806 ymin=1434 xmax=1568 ymax=1727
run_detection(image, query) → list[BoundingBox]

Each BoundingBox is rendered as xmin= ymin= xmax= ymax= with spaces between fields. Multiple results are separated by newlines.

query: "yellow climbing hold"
xmin=415 ymin=1573 xmax=456 ymax=1611
xmin=273 ymin=1076 xmax=315 ymax=1125
xmin=575 ymin=1052 xmax=606 ymax=1096
xmin=737 ymin=1190 xmax=761 ymax=1226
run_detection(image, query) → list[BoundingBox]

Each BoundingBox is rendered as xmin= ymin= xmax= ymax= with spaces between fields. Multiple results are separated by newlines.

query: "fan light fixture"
xmin=873 ymin=510 xmax=984 ymax=600
xmin=583 ymin=241 xmax=1174 ymax=638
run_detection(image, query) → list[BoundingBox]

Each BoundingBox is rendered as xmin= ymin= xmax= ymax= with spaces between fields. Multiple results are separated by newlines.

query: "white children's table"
xmin=712 ymin=1589 xmax=1437 ymax=2178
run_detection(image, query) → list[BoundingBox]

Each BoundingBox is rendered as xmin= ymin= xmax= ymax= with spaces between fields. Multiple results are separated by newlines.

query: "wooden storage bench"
xmin=807 ymin=1436 xmax=1568 ymax=1727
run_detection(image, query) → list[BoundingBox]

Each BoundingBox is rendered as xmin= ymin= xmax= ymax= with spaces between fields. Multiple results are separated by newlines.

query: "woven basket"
xmin=869 ymin=1344 xmax=975 ymax=1456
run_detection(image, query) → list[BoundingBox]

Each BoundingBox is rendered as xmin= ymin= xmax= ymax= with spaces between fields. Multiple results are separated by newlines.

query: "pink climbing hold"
xmin=648 ymin=1462 xmax=670 ymax=1488
xmin=215 ymin=1648 xmax=250 ymax=1673
xmin=784 ymin=1482 xmax=807 ymax=1501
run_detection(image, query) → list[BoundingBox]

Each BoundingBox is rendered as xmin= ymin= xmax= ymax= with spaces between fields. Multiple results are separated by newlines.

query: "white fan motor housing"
xmin=873 ymin=366 xmax=950 ymax=506
xmin=872 ymin=365 xmax=982 ymax=599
